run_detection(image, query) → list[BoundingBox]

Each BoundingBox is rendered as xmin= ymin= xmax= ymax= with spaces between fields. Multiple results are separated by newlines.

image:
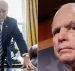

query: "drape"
xmin=27 ymin=0 xmax=38 ymax=47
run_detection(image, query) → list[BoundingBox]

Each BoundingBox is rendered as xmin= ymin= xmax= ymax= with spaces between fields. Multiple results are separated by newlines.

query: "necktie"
xmin=0 ymin=23 xmax=3 ymax=66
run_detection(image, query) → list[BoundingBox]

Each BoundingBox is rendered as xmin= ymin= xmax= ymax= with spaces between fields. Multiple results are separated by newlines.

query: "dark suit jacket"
xmin=38 ymin=47 xmax=66 ymax=71
xmin=2 ymin=16 xmax=28 ymax=67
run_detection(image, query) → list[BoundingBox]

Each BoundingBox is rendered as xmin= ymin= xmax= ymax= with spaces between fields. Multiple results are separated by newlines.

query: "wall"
xmin=38 ymin=18 xmax=53 ymax=50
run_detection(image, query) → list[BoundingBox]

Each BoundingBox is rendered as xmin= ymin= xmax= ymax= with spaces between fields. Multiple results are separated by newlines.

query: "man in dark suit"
xmin=0 ymin=0 xmax=36 ymax=69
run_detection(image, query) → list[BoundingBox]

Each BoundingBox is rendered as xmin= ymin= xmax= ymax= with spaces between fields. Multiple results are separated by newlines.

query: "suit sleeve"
xmin=12 ymin=19 xmax=28 ymax=56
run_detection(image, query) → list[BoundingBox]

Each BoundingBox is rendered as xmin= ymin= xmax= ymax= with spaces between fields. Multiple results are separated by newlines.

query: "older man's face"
xmin=52 ymin=7 xmax=75 ymax=63
xmin=0 ymin=9 xmax=7 ymax=22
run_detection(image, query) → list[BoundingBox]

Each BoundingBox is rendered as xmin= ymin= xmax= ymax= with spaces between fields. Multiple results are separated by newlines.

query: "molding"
xmin=38 ymin=38 xmax=53 ymax=51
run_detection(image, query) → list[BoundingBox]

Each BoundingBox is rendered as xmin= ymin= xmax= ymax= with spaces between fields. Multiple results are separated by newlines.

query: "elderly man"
xmin=52 ymin=3 xmax=75 ymax=71
xmin=0 ymin=0 xmax=36 ymax=69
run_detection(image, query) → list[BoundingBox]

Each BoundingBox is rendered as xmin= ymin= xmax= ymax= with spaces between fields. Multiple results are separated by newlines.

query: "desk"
xmin=4 ymin=68 xmax=37 ymax=71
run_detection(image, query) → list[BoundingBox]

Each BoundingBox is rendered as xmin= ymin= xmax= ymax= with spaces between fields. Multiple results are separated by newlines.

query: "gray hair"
xmin=0 ymin=0 xmax=8 ymax=11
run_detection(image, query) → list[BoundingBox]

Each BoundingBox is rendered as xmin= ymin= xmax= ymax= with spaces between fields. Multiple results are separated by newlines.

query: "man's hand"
xmin=22 ymin=55 xmax=36 ymax=70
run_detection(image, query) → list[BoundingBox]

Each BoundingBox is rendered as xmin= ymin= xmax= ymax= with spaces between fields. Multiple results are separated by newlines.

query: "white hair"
xmin=0 ymin=0 xmax=8 ymax=11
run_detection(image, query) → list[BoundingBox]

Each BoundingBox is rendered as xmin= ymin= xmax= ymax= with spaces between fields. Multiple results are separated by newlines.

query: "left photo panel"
xmin=0 ymin=0 xmax=38 ymax=70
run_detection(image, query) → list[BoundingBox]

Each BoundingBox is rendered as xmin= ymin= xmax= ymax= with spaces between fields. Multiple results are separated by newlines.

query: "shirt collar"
xmin=0 ymin=21 xmax=4 ymax=25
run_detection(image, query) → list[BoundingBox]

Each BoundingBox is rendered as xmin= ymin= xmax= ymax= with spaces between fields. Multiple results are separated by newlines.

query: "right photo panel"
xmin=38 ymin=0 xmax=75 ymax=71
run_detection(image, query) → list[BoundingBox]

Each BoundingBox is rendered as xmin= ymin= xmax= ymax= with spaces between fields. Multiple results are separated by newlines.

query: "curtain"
xmin=27 ymin=0 xmax=38 ymax=48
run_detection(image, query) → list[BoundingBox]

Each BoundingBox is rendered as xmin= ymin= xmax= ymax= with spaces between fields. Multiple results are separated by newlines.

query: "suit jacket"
xmin=2 ymin=16 xmax=28 ymax=67
xmin=38 ymin=47 xmax=66 ymax=71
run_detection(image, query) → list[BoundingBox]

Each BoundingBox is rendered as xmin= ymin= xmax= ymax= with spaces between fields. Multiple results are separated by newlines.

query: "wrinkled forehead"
xmin=52 ymin=3 xmax=75 ymax=31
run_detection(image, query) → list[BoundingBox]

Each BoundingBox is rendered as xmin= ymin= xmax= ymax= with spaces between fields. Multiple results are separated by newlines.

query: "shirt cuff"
xmin=22 ymin=53 xmax=29 ymax=57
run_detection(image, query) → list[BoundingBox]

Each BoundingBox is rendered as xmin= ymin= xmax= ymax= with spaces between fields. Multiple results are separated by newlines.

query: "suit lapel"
xmin=2 ymin=22 xmax=8 ymax=40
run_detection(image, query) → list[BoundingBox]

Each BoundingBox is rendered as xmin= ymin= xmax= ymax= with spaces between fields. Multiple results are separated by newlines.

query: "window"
xmin=4 ymin=0 xmax=28 ymax=42
xmin=4 ymin=0 xmax=23 ymax=23
xmin=3 ymin=0 xmax=28 ymax=64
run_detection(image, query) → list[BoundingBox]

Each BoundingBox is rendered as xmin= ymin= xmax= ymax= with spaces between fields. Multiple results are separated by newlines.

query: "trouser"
xmin=0 ymin=55 xmax=5 ymax=71
xmin=5 ymin=60 xmax=12 ymax=68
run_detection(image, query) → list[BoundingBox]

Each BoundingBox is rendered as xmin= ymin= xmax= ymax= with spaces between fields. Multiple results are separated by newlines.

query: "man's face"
xmin=52 ymin=7 xmax=75 ymax=63
xmin=0 ymin=9 xmax=7 ymax=22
